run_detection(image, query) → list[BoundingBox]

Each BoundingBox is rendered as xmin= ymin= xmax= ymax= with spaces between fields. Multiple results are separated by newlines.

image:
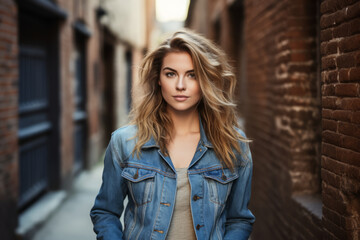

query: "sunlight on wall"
xmin=156 ymin=0 xmax=190 ymax=22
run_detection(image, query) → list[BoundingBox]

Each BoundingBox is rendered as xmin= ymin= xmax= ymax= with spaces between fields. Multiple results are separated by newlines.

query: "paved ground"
xmin=32 ymin=163 xmax=103 ymax=240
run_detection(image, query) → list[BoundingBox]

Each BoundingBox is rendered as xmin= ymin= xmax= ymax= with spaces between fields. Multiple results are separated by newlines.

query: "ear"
xmin=158 ymin=80 xmax=161 ymax=86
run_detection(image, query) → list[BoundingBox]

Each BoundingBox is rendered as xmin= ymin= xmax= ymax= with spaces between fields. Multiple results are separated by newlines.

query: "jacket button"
xmin=133 ymin=173 xmax=138 ymax=179
xmin=192 ymin=195 xmax=202 ymax=201
xmin=221 ymin=175 xmax=227 ymax=181
xmin=196 ymin=224 xmax=204 ymax=230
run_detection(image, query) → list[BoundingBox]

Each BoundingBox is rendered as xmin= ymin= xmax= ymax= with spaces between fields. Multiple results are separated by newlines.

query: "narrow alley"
xmin=32 ymin=163 xmax=102 ymax=240
xmin=0 ymin=0 xmax=359 ymax=239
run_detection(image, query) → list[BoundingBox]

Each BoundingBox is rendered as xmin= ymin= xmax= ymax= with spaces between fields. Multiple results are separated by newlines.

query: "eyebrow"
xmin=162 ymin=67 xmax=194 ymax=73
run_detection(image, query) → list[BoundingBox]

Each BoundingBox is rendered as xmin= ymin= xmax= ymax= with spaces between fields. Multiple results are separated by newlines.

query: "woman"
xmin=90 ymin=30 xmax=255 ymax=240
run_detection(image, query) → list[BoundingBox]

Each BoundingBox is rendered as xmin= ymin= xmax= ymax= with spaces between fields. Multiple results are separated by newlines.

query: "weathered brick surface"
xmin=321 ymin=0 xmax=360 ymax=238
xmin=0 ymin=0 xmax=18 ymax=239
xmin=187 ymin=0 xmax=360 ymax=239
xmin=243 ymin=0 xmax=323 ymax=238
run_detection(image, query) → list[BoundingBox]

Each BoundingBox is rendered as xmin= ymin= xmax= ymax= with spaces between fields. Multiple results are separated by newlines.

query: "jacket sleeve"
xmin=224 ymin=139 xmax=255 ymax=240
xmin=90 ymin=135 xmax=128 ymax=240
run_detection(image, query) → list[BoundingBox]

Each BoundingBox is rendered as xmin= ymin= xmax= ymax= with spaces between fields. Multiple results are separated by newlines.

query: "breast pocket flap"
xmin=203 ymin=169 xmax=239 ymax=184
xmin=121 ymin=167 xmax=156 ymax=182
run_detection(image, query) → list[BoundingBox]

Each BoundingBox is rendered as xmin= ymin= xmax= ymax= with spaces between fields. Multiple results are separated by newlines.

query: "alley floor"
xmin=32 ymin=163 xmax=103 ymax=240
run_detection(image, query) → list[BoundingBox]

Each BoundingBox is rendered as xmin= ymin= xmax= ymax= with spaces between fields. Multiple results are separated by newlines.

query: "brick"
xmin=322 ymin=143 xmax=336 ymax=159
xmin=322 ymin=96 xmax=337 ymax=109
xmin=322 ymin=207 xmax=340 ymax=233
xmin=322 ymin=155 xmax=347 ymax=175
xmin=338 ymin=68 xmax=350 ymax=82
xmin=335 ymin=83 xmax=359 ymax=96
xmin=339 ymin=34 xmax=360 ymax=53
xmin=326 ymin=41 xmax=338 ymax=55
xmin=340 ymin=134 xmax=360 ymax=152
xmin=321 ymin=0 xmax=342 ymax=15
xmin=322 ymin=84 xmax=336 ymax=96
xmin=349 ymin=17 xmax=360 ymax=35
xmin=345 ymin=165 xmax=360 ymax=181
xmin=333 ymin=22 xmax=350 ymax=38
xmin=322 ymin=187 xmax=347 ymax=216
xmin=339 ymin=0 xmax=360 ymax=9
xmin=336 ymin=147 xmax=360 ymax=167
xmin=338 ymin=121 xmax=360 ymax=138
xmin=323 ymin=130 xmax=341 ymax=145
xmin=328 ymin=70 xmax=338 ymax=83
xmin=332 ymin=110 xmax=353 ymax=122
xmin=340 ymin=98 xmax=360 ymax=110
xmin=322 ymin=56 xmax=337 ymax=70
xmin=349 ymin=67 xmax=360 ymax=81
xmin=321 ymin=42 xmax=327 ymax=55
xmin=322 ymin=109 xmax=333 ymax=119
xmin=356 ymin=51 xmax=360 ymax=67
xmin=352 ymin=111 xmax=360 ymax=124
xmin=321 ymin=28 xmax=333 ymax=42
xmin=336 ymin=52 xmax=356 ymax=69
xmin=346 ymin=1 xmax=360 ymax=20
xmin=320 ymin=14 xmax=336 ymax=29
xmin=322 ymin=119 xmax=338 ymax=131
xmin=321 ymin=10 xmax=346 ymax=29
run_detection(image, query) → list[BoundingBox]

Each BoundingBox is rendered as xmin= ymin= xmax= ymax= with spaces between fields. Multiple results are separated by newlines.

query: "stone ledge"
xmin=16 ymin=191 xmax=66 ymax=239
xmin=293 ymin=194 xmax=323 ymax=219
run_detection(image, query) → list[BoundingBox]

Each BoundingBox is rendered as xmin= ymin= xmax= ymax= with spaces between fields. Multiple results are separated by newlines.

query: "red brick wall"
xmin=320 ymin=0 xmax=360 ymax=239
xmin=187 ymin=0 xmax=360 ymax=239
xmin=243 ymin=0 xmax=323 ymax=238
xmin=0 ymin=0 xmax=18 ymax=239
xmin=57 ymin=0 xmax=104 ymax=187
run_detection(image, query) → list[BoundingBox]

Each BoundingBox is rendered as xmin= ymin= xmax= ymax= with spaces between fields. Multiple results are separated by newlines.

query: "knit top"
xmin=167 ymin=168 xmax=197 ymax=239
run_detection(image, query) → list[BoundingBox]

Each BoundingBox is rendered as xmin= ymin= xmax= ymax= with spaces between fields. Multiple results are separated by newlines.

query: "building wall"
xmin=243 ymin=0 xmax=322 ymax=238
xmin=186 ymin=0 xmax=360 ymax=239
xmin=56 ymin=0 xmax=105 ymax=187
xmin=320 ymin=0 xmax=360 ymax=239
xmin=0 ymin=1 xmax=18 ymax=239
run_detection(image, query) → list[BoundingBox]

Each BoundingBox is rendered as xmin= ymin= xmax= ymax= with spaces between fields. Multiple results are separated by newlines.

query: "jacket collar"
xmin=141 ymin=116 xmax=213 ymax=149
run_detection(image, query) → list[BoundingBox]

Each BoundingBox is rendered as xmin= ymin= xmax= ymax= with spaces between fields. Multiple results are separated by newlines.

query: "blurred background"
xmin=0 ymin=0 xmax=359 ymax=239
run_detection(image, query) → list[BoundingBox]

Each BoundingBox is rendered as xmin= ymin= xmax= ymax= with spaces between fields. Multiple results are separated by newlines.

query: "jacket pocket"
xmin=204 ymin=168 xmax=239 ymax=205
xmin=121 ymin=167 xmax=156 ymax=206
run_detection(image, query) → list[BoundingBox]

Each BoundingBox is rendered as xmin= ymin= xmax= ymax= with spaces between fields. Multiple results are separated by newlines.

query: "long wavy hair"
xmin=129 ymin=29 xmax=249 ymax=169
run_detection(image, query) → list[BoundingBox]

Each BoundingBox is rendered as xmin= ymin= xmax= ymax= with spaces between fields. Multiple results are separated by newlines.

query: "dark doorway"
xmin=102 ymin=29 xmax=116 ymax=143
xmin=18 ymin=12 xmax=60 ymax=209
xmin=73 ymin=30 xmax=88 ymax=175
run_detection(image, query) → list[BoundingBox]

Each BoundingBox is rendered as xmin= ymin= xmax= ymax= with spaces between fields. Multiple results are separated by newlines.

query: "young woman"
xmin=90 ymin=30 xmax=255 ymax=240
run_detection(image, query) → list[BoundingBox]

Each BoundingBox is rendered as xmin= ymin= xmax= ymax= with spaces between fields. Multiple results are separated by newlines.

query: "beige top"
xmin=167 ymin=168 xmax=197 ymax=239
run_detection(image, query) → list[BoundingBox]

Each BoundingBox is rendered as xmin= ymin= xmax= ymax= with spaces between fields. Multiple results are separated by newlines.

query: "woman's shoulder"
xmin=111 ymin=124 xmax=138 ymax=141
xmin=108 ymin=124 xmax=138 ymax=158
xmin=234 ymin=126 xmax=247 ymax=139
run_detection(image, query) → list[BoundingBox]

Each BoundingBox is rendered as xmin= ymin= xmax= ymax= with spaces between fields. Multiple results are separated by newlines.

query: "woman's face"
xmin=159 ymin=51 xmax=201 ymax=115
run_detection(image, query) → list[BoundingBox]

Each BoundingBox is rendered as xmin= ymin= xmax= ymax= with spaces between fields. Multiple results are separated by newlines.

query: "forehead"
xmin=162 ymin=52 xmax=193 ymax=70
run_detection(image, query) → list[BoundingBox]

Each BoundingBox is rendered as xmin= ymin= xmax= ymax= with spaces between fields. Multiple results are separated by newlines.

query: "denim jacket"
xmin=90 ymin=120 xmax=255 ymax=240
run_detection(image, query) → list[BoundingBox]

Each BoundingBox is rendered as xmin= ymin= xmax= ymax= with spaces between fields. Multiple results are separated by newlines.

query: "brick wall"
xmin=0 ymin=0 xmax=18 ymax=239
xmin=243 ymin=0 xmax=323 ymax=238
xmin=187 ymin=0 xmax=360 ymax=239
xmin=320 ymin=0 xmax=360 ymax=239
xmin=56 ymin=0 xmax=105 ymax=187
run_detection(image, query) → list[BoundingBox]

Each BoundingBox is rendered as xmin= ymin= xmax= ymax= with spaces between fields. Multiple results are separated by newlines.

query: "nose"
xmin=176 ymin=75 xmax=186 ymax=91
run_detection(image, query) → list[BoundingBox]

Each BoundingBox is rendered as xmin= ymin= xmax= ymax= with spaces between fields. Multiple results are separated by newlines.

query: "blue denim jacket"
xmin=90 ymin=120 xmax=255 ymax=240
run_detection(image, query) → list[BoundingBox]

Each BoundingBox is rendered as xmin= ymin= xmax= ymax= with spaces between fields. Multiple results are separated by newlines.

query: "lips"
xmin=173 ymin=95 xmax=189 ymax=101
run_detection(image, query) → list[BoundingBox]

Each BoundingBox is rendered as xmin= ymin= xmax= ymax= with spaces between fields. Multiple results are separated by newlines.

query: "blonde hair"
xmin=129 ymin=29 xmax=249 ymax=169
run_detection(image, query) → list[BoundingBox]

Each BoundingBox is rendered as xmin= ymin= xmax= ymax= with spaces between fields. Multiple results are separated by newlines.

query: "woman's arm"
xmin=90 ymin=136 xmax=128 ymax=240
xmin=224 ymin=141 xmax=255 ymax=240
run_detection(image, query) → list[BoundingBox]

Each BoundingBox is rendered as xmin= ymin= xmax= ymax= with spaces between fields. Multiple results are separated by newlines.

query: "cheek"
xmin=194 ymin=82 xmax=201 ymax=97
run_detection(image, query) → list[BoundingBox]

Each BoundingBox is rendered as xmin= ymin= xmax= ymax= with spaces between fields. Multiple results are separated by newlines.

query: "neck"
xmin=167 ymin=108 xmax=200 ymax=136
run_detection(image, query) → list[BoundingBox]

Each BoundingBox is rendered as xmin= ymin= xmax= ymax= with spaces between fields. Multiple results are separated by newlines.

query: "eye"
xmin=165 ymin=72 xmax=176 ymax=77
xmin=188 ymin=72 xmax=196 ymax=79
